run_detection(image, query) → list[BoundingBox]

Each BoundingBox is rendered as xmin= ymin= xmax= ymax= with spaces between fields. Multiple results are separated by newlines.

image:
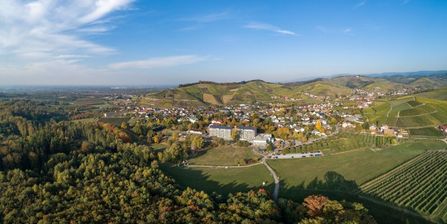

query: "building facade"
xmin=239 ymin=126 xmax=257 ymax=141
xmin=208 ymin=124 xmax=232 ymax=140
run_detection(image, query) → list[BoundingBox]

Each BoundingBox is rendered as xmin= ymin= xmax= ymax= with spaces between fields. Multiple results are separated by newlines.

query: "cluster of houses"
xmin=369 ymin=125 xmax=409 ymax=138
xmin=208 ymin=124 xmax=274 ymax=148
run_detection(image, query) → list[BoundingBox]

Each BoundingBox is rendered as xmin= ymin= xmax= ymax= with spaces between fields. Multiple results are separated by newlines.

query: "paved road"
xmin=262 ymin=158 xmax=279 ymax=202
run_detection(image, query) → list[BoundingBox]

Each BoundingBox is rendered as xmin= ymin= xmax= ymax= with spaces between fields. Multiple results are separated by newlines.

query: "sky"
xmin=0 ymin=0 xmax=446 ymax=86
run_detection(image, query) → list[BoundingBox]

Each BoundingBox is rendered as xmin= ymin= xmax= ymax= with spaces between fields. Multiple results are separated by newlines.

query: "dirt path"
xmin=263 ymin=158 xmax=280 ymax=202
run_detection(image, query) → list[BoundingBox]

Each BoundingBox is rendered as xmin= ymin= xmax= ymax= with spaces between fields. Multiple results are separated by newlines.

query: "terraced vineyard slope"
xmin=361 ymin=150 xmax=447 ymax=223
xmin=365 ymin=96 xmax=447 ymax=130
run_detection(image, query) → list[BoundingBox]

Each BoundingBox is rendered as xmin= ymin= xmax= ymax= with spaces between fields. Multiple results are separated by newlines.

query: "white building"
xmin=252 ymin=134 xmax=273 ymax=148
xmin=239 ymin=126 xmax=257 ymax=141
xmin=208 ymin=124 xmax=232 ymax=140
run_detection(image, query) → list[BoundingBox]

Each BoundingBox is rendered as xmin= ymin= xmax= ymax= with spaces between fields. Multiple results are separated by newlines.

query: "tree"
xmin=191 ymin=135 xmax=204 ymax=150
xmin=362 ymin=121 xmax=370 ymax=130
xmin=231 ymin=128 xmax=239 ymax=141
xmin=315 ymin=120 xmax=324 ymax=133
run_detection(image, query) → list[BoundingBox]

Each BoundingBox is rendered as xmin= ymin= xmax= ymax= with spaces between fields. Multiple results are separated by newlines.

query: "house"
xmin=208 ymin=124 xmax=232 ymax=140
xmin=252 ymin=134 xmax=273 ymax=148
xmin=239 ymin=126 xmax=257 ymax=141
xmin=439 ymin=124 xmax=447 ymax=134
xmin=187 ymin=130 xmax=203 ymax=135
xmin=342 ymin=122 xmax=355 ymax=128
xmin=383 ymin=128 xmax=396 ymax=137
xmin=369 ymin=125 xmax=377 ymax=135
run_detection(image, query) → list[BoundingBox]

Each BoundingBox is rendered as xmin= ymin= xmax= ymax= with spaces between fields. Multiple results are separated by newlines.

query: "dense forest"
xmin=0 ymin=100 xmax=375 ymax=223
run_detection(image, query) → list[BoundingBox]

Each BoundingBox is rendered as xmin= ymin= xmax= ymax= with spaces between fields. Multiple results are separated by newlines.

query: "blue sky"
xmin=0 ymin=0 xmax=446 ymax=85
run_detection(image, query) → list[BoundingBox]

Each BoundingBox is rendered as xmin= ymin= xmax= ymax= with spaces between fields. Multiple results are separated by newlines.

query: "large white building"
xmin=239 ymin=126 xmax=257 ymax=141
xmin=252 ymin=134 xmax=274 ymax=148
xmin=208 ymin=124 xmax=232 ymax=140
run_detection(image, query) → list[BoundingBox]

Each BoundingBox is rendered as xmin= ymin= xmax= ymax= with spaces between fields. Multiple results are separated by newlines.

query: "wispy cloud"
xmin=343 ymin=28 xmax=352 ymax=33
xmin=401 ymin=0 xmax=411 ymax=5
xmin=109 ymin=55 xmax=207 ymax=70
xmin=316 ymin=26 xmax=353 ymax=35
xmin=0 ymin=0 xmax=134 ymax=63
xmin=354 ymin=0 xmax=367 ymax=9
xmin=244 ymin=22 xmax=297 ymax=36
xmin=181 ymin=11 xmax=230 ymax=23
xmin=178 ymin=11 xmax=230 ymax=31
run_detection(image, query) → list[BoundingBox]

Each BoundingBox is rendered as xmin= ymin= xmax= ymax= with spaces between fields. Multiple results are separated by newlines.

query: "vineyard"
xmin=361 ymin=150 xmax=447 ymax=222
xmin=283 ymin=133 xmax=397 ymax=154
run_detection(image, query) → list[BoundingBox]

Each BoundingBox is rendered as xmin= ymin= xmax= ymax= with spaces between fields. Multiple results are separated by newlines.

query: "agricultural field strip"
xmin=416 ymin=178 xmax=447 ymax=215
xmin=361 ymin=152 xmax=444 ymax=200
xmin=398 ymin=109 xmax=438 ymax=118
xmin=360 ymin=152 xmax=431 ymax=190
xmin=361 ymin=151 xmax=447 ymax=217
xmin=432 ymin=198 xmax=447 ymax=220
xmin=362 ymin=152 xmax=444 ymax=198
xmin=399 ymin=166 xmax=447 ymax=211
xmin=369 ymin=160 xmax=447 ymax=216
xmin=365 ymin=154 xmax=444 ymax=202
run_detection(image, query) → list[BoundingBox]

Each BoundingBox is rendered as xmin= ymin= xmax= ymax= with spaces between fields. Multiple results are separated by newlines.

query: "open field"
xmin=417 ymin=87 xmax=447 ymax=100
xmin=361 ymin=150 xmax=447 ymax=223
xmin=284 ymin=132 xmax=397 ymax=155
xmin=268 ymin=139 xmax=446 ymax=197
xmin=365 ymin=96 xmax=447 ymax=129
xmin=408 ymin=127 xmax=444 ymax=137
xmin=188 ymin=145 xmax=261 ymax=166
xmin=161 ymin=164 xmax=273 ymax=196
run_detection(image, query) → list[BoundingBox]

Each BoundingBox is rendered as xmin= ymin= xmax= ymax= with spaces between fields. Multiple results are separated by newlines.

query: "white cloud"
xmin=182 ymin=11 xmax=230 ymax=23
xmin=244 ymin=22 xmax=297 ymax=36
xmin=354 ymin=0 xmax=367 ymax=9
xmin=0 ymin=0 xmax=134 ymax=63
xmin=316 ymin=26 xmax=353 ymax=35
xmin=401 ymin=0 xmax=411 ymax=5
xmin=109 ymin=55 xmax=207 ymax=70
xmin=343 ymin=28 xmax=352 ymax=33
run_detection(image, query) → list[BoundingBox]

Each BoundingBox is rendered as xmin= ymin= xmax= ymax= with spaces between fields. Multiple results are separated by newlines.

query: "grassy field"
xmin=408 ymin=127 xmax=444 ymax=137
xmin=284 ymin=133 xmax=397 ymax=155
xmin=188 ymin=145 xmax=261 ymax=166
xmin=268 ymin=139 xmax=446 ymax=199
xmin=161 ymin=164 xmax=273 ymax=196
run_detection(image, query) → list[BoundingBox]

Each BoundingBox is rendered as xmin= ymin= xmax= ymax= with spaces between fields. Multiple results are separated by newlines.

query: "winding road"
xmin=262 ymin=158 xmax=280 ymax=202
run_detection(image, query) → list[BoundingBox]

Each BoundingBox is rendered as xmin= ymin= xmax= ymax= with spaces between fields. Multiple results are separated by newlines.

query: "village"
xmin=100 ymin=87 xmax=417 ymax=161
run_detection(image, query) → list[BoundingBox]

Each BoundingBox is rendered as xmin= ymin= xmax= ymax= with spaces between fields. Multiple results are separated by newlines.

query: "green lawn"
xmin=189 ymin=145 xmax=261 ymax=166
xmin=161 ymin=164 xmax=274 ymax=196
xmin=268 ymin=139 xmax=446 ymax=199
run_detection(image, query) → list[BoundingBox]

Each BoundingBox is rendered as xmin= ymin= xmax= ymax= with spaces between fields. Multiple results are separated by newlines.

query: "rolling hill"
xmin=365 ymin=95 xmax=447 ymax=130
xmin=140 ymin=74 xmax=447 ymax=106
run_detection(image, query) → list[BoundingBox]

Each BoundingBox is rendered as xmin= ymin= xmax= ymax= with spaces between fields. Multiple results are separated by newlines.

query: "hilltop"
xmin=139 ymin=73 xmax=447 ymax=106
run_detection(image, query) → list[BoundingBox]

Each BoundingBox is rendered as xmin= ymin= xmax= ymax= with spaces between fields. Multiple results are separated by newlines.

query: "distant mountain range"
xmin=140 ymin=71 xmax=447 ymax=106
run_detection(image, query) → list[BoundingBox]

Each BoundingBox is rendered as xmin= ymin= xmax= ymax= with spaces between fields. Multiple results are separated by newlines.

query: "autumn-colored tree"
xmin=191 ymin=135 xmax=204 ymax=150
xmin=315 ymin=120 xmax=324 ymax=133
xmin=303 ymin=195 xmax=328 ymax=217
